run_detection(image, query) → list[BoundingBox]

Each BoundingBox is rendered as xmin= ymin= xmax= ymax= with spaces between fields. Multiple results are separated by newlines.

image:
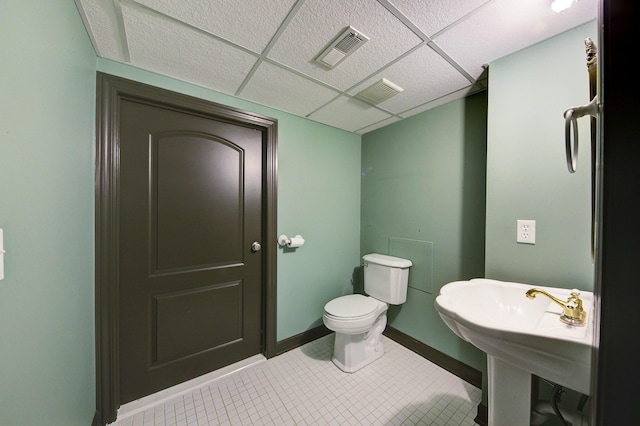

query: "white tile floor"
xmin=112 ymin=334 xmax=482 ymax=426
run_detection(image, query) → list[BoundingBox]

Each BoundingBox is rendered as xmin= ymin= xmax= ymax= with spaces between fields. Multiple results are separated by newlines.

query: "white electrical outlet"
xmin=517 ymin=220 xmax=536 ymax=244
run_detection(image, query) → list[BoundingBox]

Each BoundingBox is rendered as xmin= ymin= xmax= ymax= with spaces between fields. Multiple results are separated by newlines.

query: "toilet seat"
xmin=323 ymin=294 xmax=387 ymax=335
xmin=324 ymin=294 xmax=381 ymax=318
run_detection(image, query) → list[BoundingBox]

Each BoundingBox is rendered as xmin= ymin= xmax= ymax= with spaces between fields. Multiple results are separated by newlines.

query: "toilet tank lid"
xmin=363 ymin=253 xmax=412 ymax=268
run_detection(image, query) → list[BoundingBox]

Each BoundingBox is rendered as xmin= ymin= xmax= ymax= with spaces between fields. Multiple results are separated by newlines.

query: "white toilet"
xmin=323 ymin=253 xmax=412 ymax=372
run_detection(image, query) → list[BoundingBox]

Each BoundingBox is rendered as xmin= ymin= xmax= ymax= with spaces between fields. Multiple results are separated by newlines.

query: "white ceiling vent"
xmin=356 ymin=78 xmax=404 ymax=104
xmin=316 ymin=26 xmax=370 ymax=69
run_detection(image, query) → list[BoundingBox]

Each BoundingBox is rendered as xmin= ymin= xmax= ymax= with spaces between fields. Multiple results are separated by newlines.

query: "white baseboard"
xmin=110 ymin=354 xmax=266 ymax=424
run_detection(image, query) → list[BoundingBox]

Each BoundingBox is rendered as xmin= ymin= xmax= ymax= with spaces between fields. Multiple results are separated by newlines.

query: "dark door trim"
xmin=93 ymin=72 xmax=278 ymax=426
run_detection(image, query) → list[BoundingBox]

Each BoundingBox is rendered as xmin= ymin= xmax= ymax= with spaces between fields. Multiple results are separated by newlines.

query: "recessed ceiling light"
xmin=551 ymin=0 xmax=574 ymax=13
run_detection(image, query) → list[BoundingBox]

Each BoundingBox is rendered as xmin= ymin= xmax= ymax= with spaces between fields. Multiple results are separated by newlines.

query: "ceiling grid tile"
xmin=75 ymin=0 xmax=598 ymax=133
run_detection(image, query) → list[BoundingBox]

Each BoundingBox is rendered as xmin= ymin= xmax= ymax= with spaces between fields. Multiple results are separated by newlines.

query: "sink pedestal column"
xmin=487 ymin=355 xmax=532 ymax=426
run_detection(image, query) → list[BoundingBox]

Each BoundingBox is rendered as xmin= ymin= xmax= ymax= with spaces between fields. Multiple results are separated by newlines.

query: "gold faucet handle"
xmin=562 ymin=289 xmax=586 ymax=326
xmin=567 ymin=289 xmax=583 ymax=308
xmin=525 ymin=287 xmax=587 ymax=326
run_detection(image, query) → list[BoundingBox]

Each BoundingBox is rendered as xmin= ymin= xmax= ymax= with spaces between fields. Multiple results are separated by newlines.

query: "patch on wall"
xmin=389 ymin=237 xmax=434 ymax=294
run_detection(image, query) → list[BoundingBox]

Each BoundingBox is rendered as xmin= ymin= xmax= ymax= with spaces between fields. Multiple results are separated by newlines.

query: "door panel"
xmin=153 ymin=132 xmax=244 ymax=271
xmin=152 ymin=281 xmax=242 ymax=364
xmin=118 ymin=99 xmax=263 ymax=404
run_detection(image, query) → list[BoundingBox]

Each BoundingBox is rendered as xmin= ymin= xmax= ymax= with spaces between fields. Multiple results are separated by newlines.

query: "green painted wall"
xmin=486 ymin=21 xmax=597 ymax=291
xmin=0 ymin=1 xmax=598 ymax=423
xmin=1 ymin=1 xmax=360 ymax=422
xmin=361 ymin=93 xmax=488 ymax=373
xmin=360 ymin=21 xmax=599 ymax=408
xmin=0 ymin=1 xmax=97 ymax=425
xmin=275 ymin=117 xmax=362 ymax=337
xmin=485 ymin=21 xmax=598 ymax=414
xmin=97 ymin=59 xmax=362 ymax=341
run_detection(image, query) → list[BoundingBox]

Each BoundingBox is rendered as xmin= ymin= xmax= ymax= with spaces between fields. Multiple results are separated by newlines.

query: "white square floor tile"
xmin=112 ymin=334 xmax=482 ymax=425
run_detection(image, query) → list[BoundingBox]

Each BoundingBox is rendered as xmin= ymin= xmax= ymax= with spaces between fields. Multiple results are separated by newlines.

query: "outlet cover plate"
xmin=517 ymin=220 xmax=536 ymax=244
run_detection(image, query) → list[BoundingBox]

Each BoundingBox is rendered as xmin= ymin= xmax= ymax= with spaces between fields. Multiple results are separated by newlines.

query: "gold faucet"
xmin=525 ymin=288 xmax=587 ymax=326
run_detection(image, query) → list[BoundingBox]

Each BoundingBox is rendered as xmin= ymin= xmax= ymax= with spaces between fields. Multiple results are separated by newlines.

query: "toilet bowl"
xmin=323 ymin=253 xmax=412 ymax=373
xmin=323 ymin=294 xmax=389 ymax=372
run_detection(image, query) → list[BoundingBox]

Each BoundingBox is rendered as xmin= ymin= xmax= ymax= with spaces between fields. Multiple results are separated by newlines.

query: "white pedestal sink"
xmin=435 ymin=279 xmax=594 ymax=426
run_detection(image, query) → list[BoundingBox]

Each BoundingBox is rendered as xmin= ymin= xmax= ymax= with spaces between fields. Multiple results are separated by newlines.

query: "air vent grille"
xmin=334 ymin=32 xmax=366 ymax=54
xmin=316 ymin=26 xmax=370 ymax=69
xmin=356 ymin=79 xmax=404 ymax=104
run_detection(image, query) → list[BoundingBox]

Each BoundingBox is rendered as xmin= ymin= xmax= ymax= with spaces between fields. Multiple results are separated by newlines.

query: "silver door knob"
xmin=251 ymin=242 xmax=262 ymax=252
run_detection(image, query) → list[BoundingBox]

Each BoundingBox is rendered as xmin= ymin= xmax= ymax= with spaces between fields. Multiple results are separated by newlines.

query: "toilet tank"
xmin=363 ymin=253 xmax=412 ymax=305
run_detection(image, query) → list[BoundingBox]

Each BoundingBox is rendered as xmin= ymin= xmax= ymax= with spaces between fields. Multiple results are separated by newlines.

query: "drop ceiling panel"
xmin=76 ymin=0 xmax=126 ymax=60
xmin=240 ymin=62 xmax=340 ymax=116
xmin=309 ymin=95 xmax=393 ymax=132
xmin=357 ymin=116 xmax=403 ymax=134
xmin=268 ymin=0 xmax=423 ymax=91
xmin=75 ymin=0 xmax=598 ymax=134
xmin=434 ymin=0 xmax=598 ymax=80
xmin=349 ymin=44 xmax=472 ymax=114
xmin=121 ymin=2 xmax=259 ymax=95
xmin=132 ymin=0 xmax=297 ymax=54
xmin=402 ymin=84 xmax=484 ymax=117
xmin=388 ymin=0 xmax=490 ymax=37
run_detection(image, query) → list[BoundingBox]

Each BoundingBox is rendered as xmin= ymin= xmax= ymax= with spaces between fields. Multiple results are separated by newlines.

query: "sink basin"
xmin=435 ymin=278 xmax=594 ymax=395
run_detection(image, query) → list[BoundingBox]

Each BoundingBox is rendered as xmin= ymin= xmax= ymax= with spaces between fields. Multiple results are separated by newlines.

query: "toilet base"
xmin=331 ymin=313 xmax=387 ymax=373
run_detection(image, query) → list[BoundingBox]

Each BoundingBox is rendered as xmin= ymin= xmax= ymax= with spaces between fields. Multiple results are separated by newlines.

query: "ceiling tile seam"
xmin=236 ymin=56 xmax=405 ymax=121
xmin=121 ymin=0 xmax=260 ymax=58
xmin=256 ymin=42 xmax=428 ymax=104
xmin=73 ymin=0 xmax=101 ymax=57
xmin=113 ymin=0 xmax=131 ymax=62
xmin=272 ymin=39 xmax=466 ymax=119
xmin=397 ymin=83 xmax=486 ymax=118
xmin=121 ymin=0 xmax=263 ymax=94
xmin=354 ymin=114 xmax=408 ymax=133
xmin=341 ymin=42 xmax=427 ymax=95
xmin=112 ymin=0 xmax=484 ymax=130
xmin=344 ymin=92 xmax=406 ymax=117
xmin=259 ymin=0 xmax=308 ymax=56
xmin=429 ymin=0 xmax=494 ymax=40
xmin=426 ymin=41 xmax=475 ymax=84
xmin=234 ymin=59 xmax=265 ymax=97
xmin=377 ymin=0 xmax=477 ymax=89
xmin=235 ymin=0 xmax=308 ymax=97
xmin=261 ymin=58 xmax=344 ymax=95
xmin=355 ymin=117 xmax=401 ymax=134
xmin=367 ymin=105 xmax=404 ymax=119
xmin=242 ymin=1 xmax=427 ymax=106
xmin=254 ymin=51 xmax=414 ymax=120
xmin=376 ymin=0 xmax=431 ymax=43
xmin=304 ymin=91 xmax=402 ymax=123
xmin=304 ymin=94 xmax=342 ymax=118
xmin=355 ymin=98 xmax=402 ymax=115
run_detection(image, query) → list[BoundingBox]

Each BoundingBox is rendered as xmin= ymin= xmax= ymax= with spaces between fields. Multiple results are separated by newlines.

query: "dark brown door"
xmin=117 ymin=98 xmax=263 ymax=403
